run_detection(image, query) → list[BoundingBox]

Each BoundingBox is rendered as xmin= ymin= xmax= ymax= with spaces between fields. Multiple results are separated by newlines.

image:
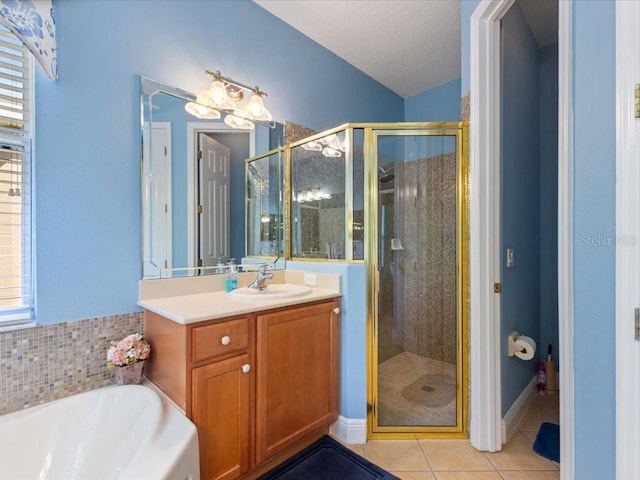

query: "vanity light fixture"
xmin=183 ymin=70 xmax=273 ymax=130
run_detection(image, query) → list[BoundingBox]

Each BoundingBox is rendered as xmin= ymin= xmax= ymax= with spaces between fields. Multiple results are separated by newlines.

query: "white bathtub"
xmin=0 ymin=382 xmax=199 ymax=480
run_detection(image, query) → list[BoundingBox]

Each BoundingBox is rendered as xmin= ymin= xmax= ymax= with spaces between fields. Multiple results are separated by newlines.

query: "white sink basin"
xmin=229 ymin=284 xmax=311 ymax=300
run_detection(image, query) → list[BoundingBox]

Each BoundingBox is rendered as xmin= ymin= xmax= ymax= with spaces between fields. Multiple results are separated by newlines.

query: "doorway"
xmin=196 ymin=133 xmax=230 ymax=269
xmin=186 ymin=124 xmax=253 ymax=269
xmin=469 ymin=0 xmax=571 ymax=475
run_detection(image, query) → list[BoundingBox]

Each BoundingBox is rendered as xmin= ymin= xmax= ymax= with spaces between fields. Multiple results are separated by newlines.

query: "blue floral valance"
xmin=0 ymin=0 xmax=57 ymax=80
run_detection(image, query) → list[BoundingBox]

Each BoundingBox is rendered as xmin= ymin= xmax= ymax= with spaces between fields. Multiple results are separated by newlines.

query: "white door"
xmin=142 ymin=122 xmax=172 ymax=278
xmin=616 ymin=2 xmax=640 ymax=477
xmin=198 ymin=134 xmax=230 ymax=268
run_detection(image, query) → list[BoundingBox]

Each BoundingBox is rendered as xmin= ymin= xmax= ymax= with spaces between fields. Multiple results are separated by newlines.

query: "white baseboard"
xmin=330 ymin=416 xmax=367 ymax=444
xmin=502 ymin=374 xmax=537 ymax=444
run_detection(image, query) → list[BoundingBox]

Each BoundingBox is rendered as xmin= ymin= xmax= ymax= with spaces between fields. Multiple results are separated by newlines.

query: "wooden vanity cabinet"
xmin=255 ymin=300 xmax=339 ymax=464
xmin=192 ymin=353 xmax=251 ymax=480
xmin=144 ymin=298 xmax=339 ymax=480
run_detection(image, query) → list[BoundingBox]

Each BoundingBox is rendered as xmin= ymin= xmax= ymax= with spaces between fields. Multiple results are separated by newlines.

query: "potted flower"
xmin=107 ymin=333 xmax=151 ymax=385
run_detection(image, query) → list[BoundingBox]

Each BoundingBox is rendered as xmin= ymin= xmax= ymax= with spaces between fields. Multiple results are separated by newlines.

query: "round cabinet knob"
xmin=221 ymin=335 xmax=231 ymax=346
xmin=333 ymin=307 xmax=340 ymax=314
xmin=242 ymin=364 xmax=251 ymax=374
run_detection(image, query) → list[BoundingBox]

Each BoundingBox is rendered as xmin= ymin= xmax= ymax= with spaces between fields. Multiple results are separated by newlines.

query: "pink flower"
xmin=106 ymin=333 xmax=151 ymax=369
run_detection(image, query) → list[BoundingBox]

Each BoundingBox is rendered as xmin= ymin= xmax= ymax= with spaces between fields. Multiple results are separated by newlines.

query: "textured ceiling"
xmin=253 ymin=0 xmax=557 ymax=98
xmin=253 ymin=0 xmax=461 ymax=98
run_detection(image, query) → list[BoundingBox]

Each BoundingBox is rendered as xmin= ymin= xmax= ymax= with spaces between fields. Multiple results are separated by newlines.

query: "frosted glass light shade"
xmin=243 ymin=93 xmax=272 ymax=121
xmin=322 ymin=146 xmax=342 ymax=158
xmin=301 ymin=140 xmax=323 ymax=151
xmin=224 ymin=113 xmax=255 ymax=130
xmin=208 ymin=79 xmax=235 ymax=110
xmin=184 ymin=101 xmax=221 ymax=119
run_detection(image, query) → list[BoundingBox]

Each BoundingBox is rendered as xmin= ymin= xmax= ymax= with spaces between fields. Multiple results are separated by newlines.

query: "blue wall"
xmin=499 ymin=4 xmax=541 ymax=415
xmin=539 ymin=45 xmax=559 ymax=366
xmin=34 ymin=0 xmax=402 ymax=325
xmin=404 ymin=78 xmax=461 ymax=121
xmin=573 ymin=1 xmax=616 ymax=477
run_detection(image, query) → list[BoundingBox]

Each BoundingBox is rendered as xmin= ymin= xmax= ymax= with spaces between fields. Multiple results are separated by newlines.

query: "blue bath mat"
xmin=532 ymin=422 xmax=560 ymax=463
xmin=257 ymin=435 xmax=399 ymax=480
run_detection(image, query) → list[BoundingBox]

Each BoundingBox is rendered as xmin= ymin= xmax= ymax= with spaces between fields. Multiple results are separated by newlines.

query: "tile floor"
xmin=342 ymin=392 xmax=560 ymax=480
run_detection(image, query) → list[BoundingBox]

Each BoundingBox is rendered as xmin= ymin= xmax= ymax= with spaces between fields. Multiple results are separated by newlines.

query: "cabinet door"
xmin=255 ymin=301 xmax=339 ymax=464
xmin=192 ymin=354 xmax=251 ymax=480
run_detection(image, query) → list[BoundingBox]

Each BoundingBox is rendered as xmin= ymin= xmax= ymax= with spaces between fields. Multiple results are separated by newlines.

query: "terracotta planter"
xmin=114 ymin=361 xmax=145 ymax=385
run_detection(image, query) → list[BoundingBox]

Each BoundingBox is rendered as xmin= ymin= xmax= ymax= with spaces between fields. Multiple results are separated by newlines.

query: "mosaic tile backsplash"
xmin=0 ymin=312 xmax=143 ymax=415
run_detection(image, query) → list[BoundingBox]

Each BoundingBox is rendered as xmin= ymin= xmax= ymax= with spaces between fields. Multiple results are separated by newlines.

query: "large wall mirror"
xmin=140 ymin=77 xmax=284 ymax=279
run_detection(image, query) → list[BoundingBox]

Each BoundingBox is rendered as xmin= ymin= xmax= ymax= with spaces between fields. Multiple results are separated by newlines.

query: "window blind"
xmin=0 ymin=25 xmax=32 ymax=324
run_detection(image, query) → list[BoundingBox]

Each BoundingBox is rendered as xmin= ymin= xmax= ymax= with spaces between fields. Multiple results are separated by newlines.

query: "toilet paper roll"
xmin=514 ymin=335 xmax=536 ymax=361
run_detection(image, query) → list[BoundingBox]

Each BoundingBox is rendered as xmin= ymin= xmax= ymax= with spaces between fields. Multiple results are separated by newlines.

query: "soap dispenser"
xmin=226 ymin=258 xmax=238 ymax=292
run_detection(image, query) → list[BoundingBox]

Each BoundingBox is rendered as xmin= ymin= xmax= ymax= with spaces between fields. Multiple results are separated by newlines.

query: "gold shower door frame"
xmin=364 ymin=123 xmax=469 ymax=439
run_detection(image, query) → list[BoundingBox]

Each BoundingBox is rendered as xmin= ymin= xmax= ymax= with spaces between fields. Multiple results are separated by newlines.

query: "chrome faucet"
xmin=247 ymin=264 xmax=274 ymax=290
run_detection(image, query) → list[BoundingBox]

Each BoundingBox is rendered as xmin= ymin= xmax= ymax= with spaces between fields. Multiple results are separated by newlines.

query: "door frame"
xmin=186 ymin=123 xmax=255 ymax=268
xmin=469 ymin=0 xmax=574 ymax=474
xmin=615 ymin=2 xmax=640 ymax=477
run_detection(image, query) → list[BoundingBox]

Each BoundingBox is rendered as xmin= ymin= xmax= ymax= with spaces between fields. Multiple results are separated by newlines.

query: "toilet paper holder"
xmin=508 ymin=331 xmax=528 ymax=357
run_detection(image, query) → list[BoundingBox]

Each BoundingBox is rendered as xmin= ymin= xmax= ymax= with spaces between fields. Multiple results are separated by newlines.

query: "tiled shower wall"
xmin=0 ymin=312 xmax=143 ymax=415
xmin=401 ymin=152 xmax=458 ymax=364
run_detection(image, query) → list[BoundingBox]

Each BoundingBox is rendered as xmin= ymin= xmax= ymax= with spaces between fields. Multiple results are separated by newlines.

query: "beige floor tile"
xmin=419 ymin=439 xmax=495 ymax=471
xmin=364 ymin=440 xmax=431 ymax=471
xmin=346 ymin=443 xmax=366 ymax=456
xmin=517 ymin=400 xmax=559 ymax=432
xmin=520 ymin=430 xmax=538 ymax=443
xmin=434 ymin=472 xmax=503 ymax=480
xmin=499 ymin=471 xmax=560 ymax=479
xmin=485 ymin=432 xmax=558 ymax=471
xmin=391 ymin=472 xmax=437 ymax=480
xmin=329 ymin=434 xmax=366 ymax=456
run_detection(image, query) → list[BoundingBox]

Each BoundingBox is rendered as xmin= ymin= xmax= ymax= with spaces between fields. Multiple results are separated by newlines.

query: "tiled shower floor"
xmin=378 ymin=351 xmax=457 ymax=426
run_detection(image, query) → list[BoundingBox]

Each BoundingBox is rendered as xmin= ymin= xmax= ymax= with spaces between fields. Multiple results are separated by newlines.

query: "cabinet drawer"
xmin=192 ymin=317 xmax=249 ymax=363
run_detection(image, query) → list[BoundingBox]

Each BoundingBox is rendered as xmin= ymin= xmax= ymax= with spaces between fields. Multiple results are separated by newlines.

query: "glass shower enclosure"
xmin=285 ymin=122 xmax=468 ymax=438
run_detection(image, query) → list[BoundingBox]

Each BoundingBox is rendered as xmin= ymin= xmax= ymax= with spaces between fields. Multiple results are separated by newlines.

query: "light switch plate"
xmin=304 ymin=273 xmax=317 ymax=286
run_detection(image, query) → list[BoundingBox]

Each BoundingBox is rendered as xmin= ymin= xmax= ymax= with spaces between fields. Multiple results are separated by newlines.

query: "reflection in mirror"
xmin=290 ymin=129 xmax=348 ymax=259
xmin=246 ymin=150 xmax=284 ymax=259
xmin=140 ymin=77 xmax=284 ymax=279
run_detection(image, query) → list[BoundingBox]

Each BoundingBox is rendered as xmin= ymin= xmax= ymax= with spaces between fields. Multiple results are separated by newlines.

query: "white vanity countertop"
xmin=138 ymin=286 xmax=341 ymax=324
